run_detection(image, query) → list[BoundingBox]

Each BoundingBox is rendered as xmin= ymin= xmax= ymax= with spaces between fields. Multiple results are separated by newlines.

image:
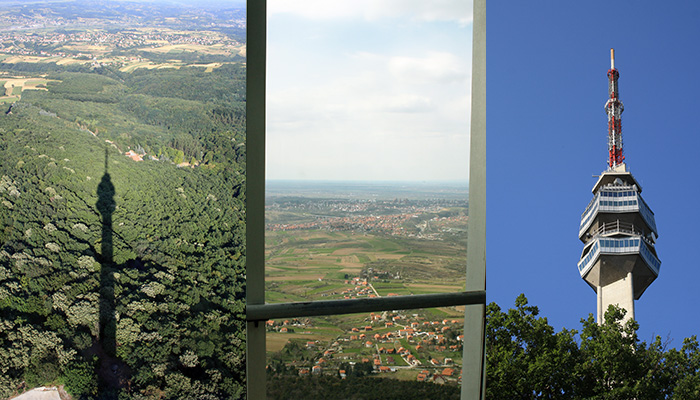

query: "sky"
xmin=487 ymin=1 xmax=700 ymax=346
xmin=265 ymin=0 xmax=473 ymax=181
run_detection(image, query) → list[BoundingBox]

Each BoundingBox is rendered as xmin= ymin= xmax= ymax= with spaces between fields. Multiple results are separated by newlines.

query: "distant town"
xmin=267 ymin=197 xmax=467 ymax=239
xmin=0 ymin=28 xmax=240 ymax=59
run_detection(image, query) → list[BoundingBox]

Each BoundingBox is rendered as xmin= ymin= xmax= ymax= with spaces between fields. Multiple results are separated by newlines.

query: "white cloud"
xmin=265 ymin=7 xmax=472 ymax=181
xmin=387 ymin=52 xmax=469 ymax=84
xmin=268 ymin=0 xmax=473 ymax=25
xmin=267 ymin=48 xmax=471 ymax=180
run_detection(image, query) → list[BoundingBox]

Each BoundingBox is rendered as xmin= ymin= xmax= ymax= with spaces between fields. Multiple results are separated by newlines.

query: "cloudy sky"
xmin=265 ymin=0 xmax=473 ymax=181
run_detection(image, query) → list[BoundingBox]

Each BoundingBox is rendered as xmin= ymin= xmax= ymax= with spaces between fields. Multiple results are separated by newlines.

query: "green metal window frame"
xmin=245 ymin=1 xmax=485 ymax=398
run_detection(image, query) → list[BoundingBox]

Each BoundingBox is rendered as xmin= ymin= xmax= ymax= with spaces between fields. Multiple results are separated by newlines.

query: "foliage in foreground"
xmin=487 ymin=294 xmax=700 ymax=399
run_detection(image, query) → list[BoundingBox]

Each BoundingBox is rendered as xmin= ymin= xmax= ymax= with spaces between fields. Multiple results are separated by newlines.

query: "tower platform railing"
xmin=588 ymin=220 xmax=654 ymax=245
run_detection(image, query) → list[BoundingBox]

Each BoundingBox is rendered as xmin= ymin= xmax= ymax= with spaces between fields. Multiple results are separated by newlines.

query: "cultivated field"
xmin=266 ymin=230 xmax=467 ymax=295
xmin=0 ymin=77 xmax=56 ymax=102
xmin=265 ymin=227 xmax=467 ymax=353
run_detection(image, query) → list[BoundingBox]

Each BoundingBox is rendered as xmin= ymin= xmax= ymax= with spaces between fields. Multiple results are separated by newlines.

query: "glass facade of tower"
xmin=578 ymin=236 xmax=661 ymax=276
xmin=578 ymin=174 xmax=661 ymax=300
xmin=579 ymin=185 xmax=658 ymax=238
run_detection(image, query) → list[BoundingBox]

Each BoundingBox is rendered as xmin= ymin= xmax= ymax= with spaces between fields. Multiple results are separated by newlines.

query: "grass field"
xmin=60 ymin=44 xmax=111 ymax=55
xmin=387 ymin=369 xmax=420 ymax=381
xmin=0 ymin=78 xmax=56 ymax=101
xmin=143 ymin=43 xmax=231 ymax=55
xmin=0 ymin=96 xmax=18 ymax=104
xmin=266 ymin=228 xmax=467 ymax=301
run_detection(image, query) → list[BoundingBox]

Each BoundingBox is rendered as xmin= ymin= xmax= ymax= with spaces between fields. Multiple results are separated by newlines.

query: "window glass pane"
xmin=265 ymin=0 xmax=472 ymax=389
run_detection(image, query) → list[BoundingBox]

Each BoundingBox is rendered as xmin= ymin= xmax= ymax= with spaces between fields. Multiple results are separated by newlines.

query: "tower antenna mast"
xmin=606 ymin=48 xmax=624 ymax=169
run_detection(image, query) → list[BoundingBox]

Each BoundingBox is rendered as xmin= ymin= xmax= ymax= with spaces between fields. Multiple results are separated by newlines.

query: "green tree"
xmin=486 ymin=294 xmax=580 ymax=399
xmin=62 ymin=359 xmax=98 ymax=397
xmin=486 ymin=295 xmax=700 ymax=399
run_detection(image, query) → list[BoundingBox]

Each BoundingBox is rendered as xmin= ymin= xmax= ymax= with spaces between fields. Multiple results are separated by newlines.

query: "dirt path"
xmin=10 ymin=387 xmax=61 ymax=400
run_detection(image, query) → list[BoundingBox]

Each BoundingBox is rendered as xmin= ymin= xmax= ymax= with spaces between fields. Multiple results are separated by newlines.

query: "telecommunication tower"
xmin=577 ymin=49 xmax=661 ymax=324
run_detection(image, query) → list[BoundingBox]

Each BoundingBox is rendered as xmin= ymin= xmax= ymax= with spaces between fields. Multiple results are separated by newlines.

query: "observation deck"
xmin=578 ymin=165 xmax=661 ymax=317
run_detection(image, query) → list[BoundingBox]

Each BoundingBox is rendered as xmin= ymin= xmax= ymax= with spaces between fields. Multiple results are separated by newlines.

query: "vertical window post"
xmin=246 ymin=1 xmax=267 ymax=399
xmin=461 ymin=0 xmax=486 ymax=397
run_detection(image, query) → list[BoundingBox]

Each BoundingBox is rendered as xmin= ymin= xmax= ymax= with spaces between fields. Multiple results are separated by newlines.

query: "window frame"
xmin=245 ymin=1 xmax=485 ymax=398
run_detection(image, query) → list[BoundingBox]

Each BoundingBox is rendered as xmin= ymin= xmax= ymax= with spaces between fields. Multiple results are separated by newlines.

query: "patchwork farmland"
xmin=264 ymin=181 xmax=469 ymax=384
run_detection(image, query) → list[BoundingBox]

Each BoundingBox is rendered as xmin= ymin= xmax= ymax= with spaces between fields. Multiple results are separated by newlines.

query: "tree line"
xmin=486 ymin=295 xmax=700 ymax=399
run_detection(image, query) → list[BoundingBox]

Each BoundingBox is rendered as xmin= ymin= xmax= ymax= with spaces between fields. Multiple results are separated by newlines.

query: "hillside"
xmin=0 ymin=47 xmax=245 ymax=400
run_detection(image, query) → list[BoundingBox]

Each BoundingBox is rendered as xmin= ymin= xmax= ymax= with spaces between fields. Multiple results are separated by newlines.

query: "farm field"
xmin=264 ymin=186 xmax=469 ymax=385
xmin=0 ymin=77 xmax=55 ymax=102
xmin=265 ymin=229 xmax=467 ymax=299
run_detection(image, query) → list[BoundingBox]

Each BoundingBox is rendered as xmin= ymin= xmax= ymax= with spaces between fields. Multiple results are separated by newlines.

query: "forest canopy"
xmin=0 ymin=61 xmax=246 ymax=399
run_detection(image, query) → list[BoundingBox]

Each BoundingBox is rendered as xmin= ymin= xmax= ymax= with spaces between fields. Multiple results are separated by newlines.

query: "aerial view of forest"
xmin=0 ymin=1 xmax=246 ymax=399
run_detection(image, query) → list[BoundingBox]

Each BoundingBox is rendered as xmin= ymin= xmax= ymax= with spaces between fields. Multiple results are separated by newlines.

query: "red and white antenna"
xmin=605 ymin=48 xmax=625 ymax=169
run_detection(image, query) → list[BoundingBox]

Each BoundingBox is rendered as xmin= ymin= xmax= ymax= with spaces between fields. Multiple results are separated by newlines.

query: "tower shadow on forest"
xmin=96 ymin=148 xmax=122 ymax=397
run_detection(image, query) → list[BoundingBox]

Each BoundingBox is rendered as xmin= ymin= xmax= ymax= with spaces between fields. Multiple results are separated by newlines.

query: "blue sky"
xmin=488 ymin=1 xmax=700 ymax=345
xmin=265 ymin=0 xmax=473 ymax=181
